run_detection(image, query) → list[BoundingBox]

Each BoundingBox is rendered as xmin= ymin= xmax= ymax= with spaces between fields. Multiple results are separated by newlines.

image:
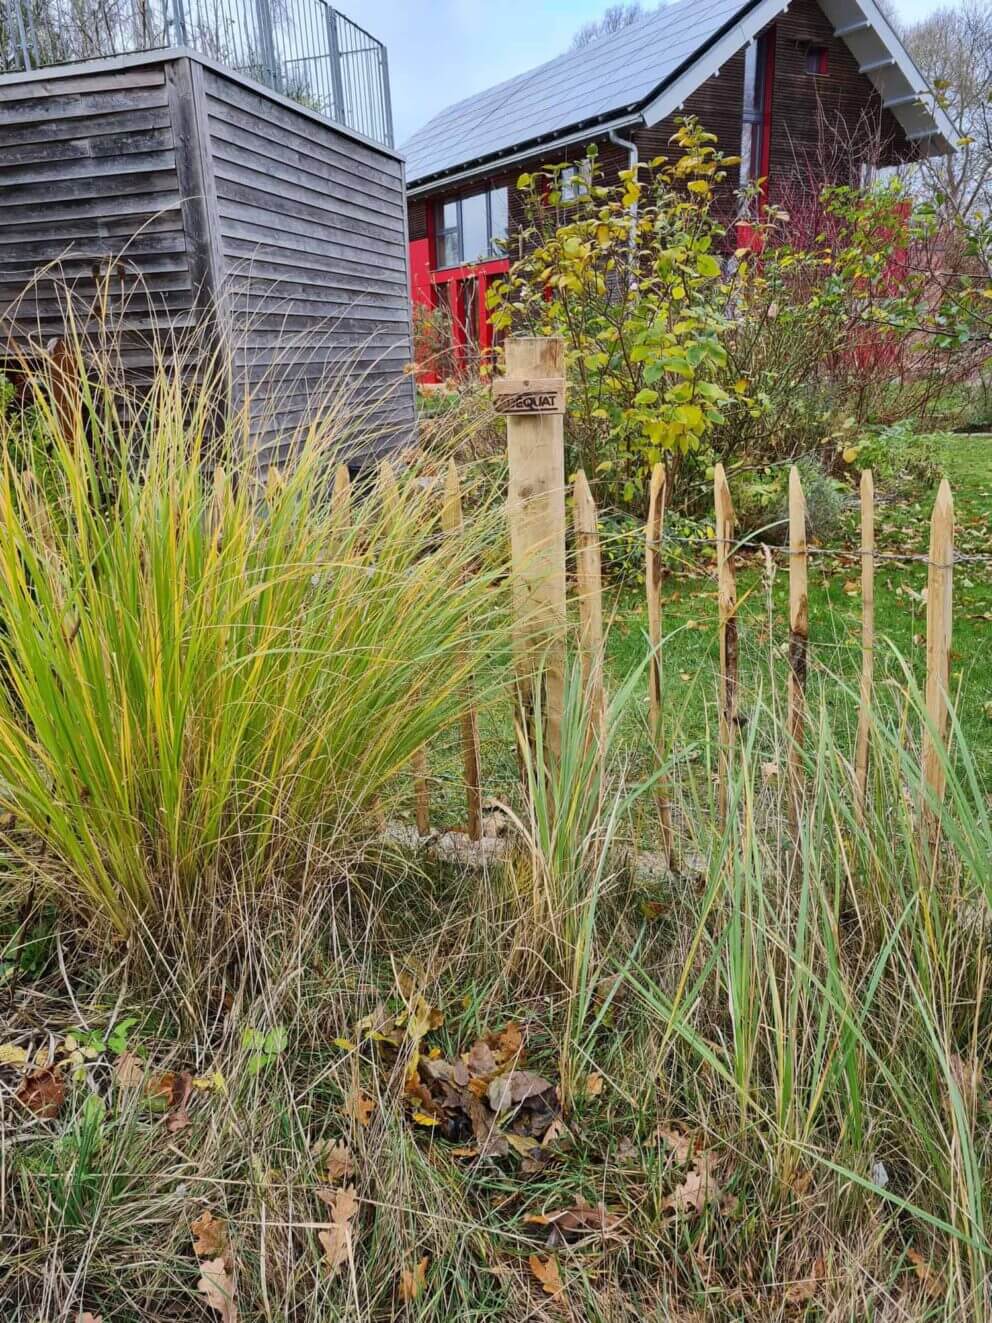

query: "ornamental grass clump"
xmin=0 ymin=335 xmax=508 ymax=941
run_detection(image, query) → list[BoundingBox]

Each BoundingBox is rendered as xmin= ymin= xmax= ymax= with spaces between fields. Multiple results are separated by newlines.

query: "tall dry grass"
xmin=0 ymin=332 xmax=509 ymax=951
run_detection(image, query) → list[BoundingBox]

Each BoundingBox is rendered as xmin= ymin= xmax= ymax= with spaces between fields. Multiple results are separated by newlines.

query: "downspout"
xmin=609 ymin=127 xmax=640 ymax=274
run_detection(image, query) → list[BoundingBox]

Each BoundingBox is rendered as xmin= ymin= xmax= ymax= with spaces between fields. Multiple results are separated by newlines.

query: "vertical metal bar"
xmin=379 ymin=43 xmax=393 ymax=146
xmin=254 ymin=0 xmax=281 ymax=93
xmin=325 ymin=4 xmax=346 ymax=126
xmin=170 ymin=0 xmax=189 ymax=45
xmin=13 ymin=0 xmax=34 ymax=71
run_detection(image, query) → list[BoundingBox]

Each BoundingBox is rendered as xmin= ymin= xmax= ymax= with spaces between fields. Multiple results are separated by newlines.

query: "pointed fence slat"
xmin=573 ymin=470 xmax=606 ymax=747
xmin=714 ymin=463 xmax=738 ymax=830
xmin=379 ymin=459 xmax=429 ymax=834
xmin=442 ymin=459 xmax=483 ymax=842
xmin=921 ymin=478 xmax=954 ymax=833
xmin=787 ymin=466 xmax=808 ymax=821
xmin=854 ymin=469 xmax=874 ymax=822
xmin=645 ymin=463 xmax=675 ymax=866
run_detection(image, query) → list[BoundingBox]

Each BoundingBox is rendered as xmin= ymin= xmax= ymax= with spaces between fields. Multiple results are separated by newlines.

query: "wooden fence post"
xmin=854 ymin=469 xmax=874 ymax=822
xmin=714 ymin=463 xmax=738 ymax=830
xmin=921 ymin=478 xmax=954 ymax=832
xmin=499 ymin=336 xmax=567 ymax=763
xmin=379 ymin=460 xmax=429 ymax=834
xmin=442 ymin=459 xmax=483 ymax=842
xmin=332 ymin=462 xmax=351 ymax=526
xmin=787 ymin=466 xmax=808 ymax=822
xmin=645 ymin=463 xmax=675 ymax=866
xmin=573 ymin=470 xmax=606 ymax=747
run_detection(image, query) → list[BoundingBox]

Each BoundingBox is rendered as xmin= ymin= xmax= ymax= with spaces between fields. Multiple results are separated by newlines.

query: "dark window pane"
xmin=489 ymin=187 xmax=509 ymax=254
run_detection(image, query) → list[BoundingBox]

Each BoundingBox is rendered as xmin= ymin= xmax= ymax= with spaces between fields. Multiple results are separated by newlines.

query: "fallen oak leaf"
xmin=663 ymin=1154 xmax=721 ymax=1216
xmin=399 ymin=1255 xmax=429 ymax=1302
xmin=197 ymin=1257 xmax=237 ymax=1322
xmin=907 ymin=1248 xmax=943 ymax=1300
xmin=191 ymin=1210 xmax=228 ymax=1260
xmin=656 ymin=1124 xmax=693 ymax=1165
xmin=113 ymin=1051 xmax=145 ymax=1088
xmin=15 ymin=1067 xmax=65 ymax=1119
xmin=317 ymin=1184 xmax=359 ymax=1277
xmin=783 ymin=1255 xmax=825 ymax=1308
xmin=347 ymin=1089 xmax=375 ymax=1129
xmin=529 ymin=1253 xmax=564 ymax=1297
xmin=314 ymin=1140 xmax=353 ymax=1184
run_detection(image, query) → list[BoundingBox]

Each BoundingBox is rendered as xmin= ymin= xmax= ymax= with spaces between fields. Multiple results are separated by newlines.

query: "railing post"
xmin=169 ymin=0 xmax=189 ymax=46
xmin=325 ymin=5 xmax=347 ymax=127
xmin=379 ymin=42 xmax=395 ymax=147
xmin=12 ymin=0 xmax=34 ymax=71
xmin=254 ymin=0 xmax=282 ymax=95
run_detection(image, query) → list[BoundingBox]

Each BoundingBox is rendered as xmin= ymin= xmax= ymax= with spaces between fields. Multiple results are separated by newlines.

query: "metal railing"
xmin=0 ymin=0 xmax=393 ymax=146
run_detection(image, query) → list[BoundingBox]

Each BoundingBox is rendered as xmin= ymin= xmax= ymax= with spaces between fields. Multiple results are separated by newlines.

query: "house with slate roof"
xmin=401 ymin=0 xmax=955 ymax=371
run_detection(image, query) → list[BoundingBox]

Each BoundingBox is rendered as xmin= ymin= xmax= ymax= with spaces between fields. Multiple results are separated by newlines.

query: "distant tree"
xmin=570 ymin=3 xmax=647 ymax=50
xmin=901 ymin=1 xmax=992 ymax=217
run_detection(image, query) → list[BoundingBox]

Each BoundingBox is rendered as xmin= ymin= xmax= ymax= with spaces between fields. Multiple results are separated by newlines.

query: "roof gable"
xmin=402 ymin=0 xmax=956 ymax=191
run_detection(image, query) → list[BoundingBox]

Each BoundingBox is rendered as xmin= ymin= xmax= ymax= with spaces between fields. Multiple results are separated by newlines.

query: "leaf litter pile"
xmin=354 ymin=996 xmax=563 ymax=1165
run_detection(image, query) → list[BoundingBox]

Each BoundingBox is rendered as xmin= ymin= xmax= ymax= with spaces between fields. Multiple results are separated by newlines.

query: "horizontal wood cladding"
xmin=0 ymin=64 xmax=193 ymax=369
xmin=200 ymin=64 xmax=414 ymax=453
xmin=0 ymin=53 xmax=415 ymax=460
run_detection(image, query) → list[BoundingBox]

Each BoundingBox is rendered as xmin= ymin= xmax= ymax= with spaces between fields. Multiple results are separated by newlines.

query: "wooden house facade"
xmin=402 ymin=0 xmax=956 ymax=374
xmin=0 ymin=47 xmax=415 ymax=465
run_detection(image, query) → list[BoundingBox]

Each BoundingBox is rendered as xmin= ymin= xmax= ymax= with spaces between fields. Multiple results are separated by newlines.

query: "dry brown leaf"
xmin=197 ymin=1257 xmax=237 ymax=1322
xmin=191 ymin=1210 xmax=228 ymax=1260
xmin=316 ymin=1140 xmax=353 ymax=1184
xmin=783 ymin=1256 xmax=825 ymax=1308
xmin=529 ymin=1253 xmax=564 ymax=1297
xmin=317 ymin=1184 xmax=359 ymax=1277
xmin=399 ymin=1255 xmax=429 ymax=1302
xmin=541 ymin=1117 xmax=566 ymax=1146
xmin=584 ymin=1072 xmax=604 ymax=1098
xmin=16 ymin=1067 xmax=65 ymax=1119
xmin=656 ymin=1124 xmax=693 ymax=1164
xmin=907 ymin=1248 xmax=943 ymax=1300
xmin=663 ymin=1154 xmax=720 ymax=1215
xmin=465 ymin=1040 xmax=498 ymax=1076
xmin=524 ymin=1200 xmax=623 ymax=1239
xmin=113 ymin=1051 xmax=145 ymax=1088
xmin=348 ymin=1090 xmax=375 ymax=1128
xmin=494 ymin=1021 xmax=523 ymax=1060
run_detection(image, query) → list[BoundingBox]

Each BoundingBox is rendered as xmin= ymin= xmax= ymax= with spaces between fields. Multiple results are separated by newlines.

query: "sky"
xmin=363 ymin=0 xmax=950 ymax=146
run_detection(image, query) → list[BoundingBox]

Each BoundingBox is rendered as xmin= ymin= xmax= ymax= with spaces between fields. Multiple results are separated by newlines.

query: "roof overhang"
xmin=643 ymin=0 xmax=957 ymax=156
xmin=406 ymin=109 xmax=644 ymax=199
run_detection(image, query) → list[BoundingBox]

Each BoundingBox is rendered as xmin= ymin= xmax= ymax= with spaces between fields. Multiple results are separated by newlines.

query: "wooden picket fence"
xmin=395 ymin=337 xmax=957 ymax=852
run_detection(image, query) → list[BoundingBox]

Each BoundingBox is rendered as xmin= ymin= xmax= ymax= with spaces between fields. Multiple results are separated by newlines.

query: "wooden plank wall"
xmin=199 ymin=65 xmax=415 ymax=465
xmin=0 ymin=66 xmax=196 ymax=374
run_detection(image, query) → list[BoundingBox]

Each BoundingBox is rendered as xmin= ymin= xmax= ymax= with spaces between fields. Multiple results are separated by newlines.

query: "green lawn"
xmin=603 ymin=433 xmax=992 ymax=781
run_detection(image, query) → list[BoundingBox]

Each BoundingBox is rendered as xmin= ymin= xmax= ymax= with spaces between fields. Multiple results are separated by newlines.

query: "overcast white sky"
xmin=363 ymin=0 xmax=949 ymax=145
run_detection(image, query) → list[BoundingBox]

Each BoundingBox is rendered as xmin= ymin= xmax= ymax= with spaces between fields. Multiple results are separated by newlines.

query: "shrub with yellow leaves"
xmin=488 ymin=118 xmax=745 ymax=512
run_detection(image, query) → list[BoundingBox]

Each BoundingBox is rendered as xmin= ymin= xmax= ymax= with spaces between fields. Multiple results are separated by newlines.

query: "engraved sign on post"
xmin=492 ymin=376 xmax=566 ymax=415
